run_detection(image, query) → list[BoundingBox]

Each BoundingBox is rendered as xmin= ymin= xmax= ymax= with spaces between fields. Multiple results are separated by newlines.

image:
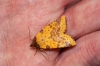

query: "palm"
xmin=0 ymin=0 xmax=100 ymax=66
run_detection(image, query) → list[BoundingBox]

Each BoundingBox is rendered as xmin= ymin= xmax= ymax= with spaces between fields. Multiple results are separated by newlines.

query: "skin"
xmin=0 ymin=0 xmax=100 ymax=66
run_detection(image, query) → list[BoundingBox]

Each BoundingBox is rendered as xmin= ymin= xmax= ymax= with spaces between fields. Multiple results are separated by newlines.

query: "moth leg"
xmin=40 ymin=49 xmax=49 ymax=60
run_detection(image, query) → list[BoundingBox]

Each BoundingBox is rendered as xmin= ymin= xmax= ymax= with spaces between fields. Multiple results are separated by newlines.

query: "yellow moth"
xmin=30 ymin=16 xmax=76 ymax=50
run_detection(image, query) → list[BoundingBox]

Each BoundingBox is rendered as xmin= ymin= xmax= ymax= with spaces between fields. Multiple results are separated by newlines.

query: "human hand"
xmin=0 ymin=0 xmax=100 ymax=66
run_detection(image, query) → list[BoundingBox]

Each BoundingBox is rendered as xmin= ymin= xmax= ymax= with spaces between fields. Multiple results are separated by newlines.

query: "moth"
xmin=30 ymin=16 xmax=76 ymax=50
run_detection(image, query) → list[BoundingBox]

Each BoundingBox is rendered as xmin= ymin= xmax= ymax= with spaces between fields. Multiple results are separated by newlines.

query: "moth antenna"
xmin=34 ymin=49 xmax=38 ymax=55
xmin=28 ymin=26 xmax=38 ymax=55
xmin=27 ymin=26 xmax=32 ymax=41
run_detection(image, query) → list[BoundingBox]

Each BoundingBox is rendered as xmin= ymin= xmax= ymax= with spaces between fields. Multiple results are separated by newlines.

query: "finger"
xmin=56 ymin=31 xmax=100 ymax=66
xmin=55 ymin=0 xmax=100 ymax=66
xmin=64 ymin=0 xmax=100 ymax=39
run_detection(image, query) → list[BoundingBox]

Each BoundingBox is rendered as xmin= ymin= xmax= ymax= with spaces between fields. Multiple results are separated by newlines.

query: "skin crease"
xmin=0 ymin=0 xmax=100 ymax=66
